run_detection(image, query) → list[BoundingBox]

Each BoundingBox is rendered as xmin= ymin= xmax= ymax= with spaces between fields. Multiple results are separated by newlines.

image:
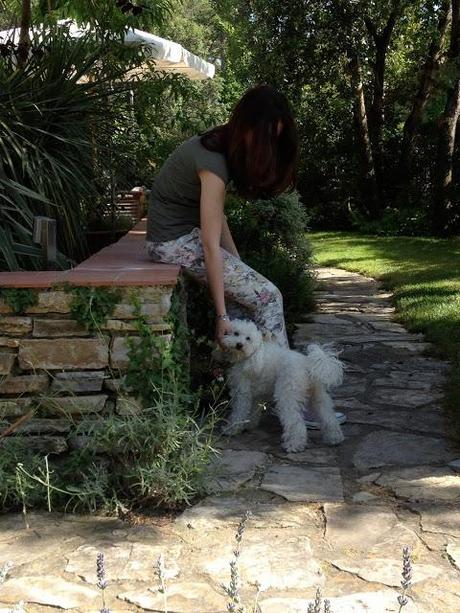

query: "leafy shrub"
xmin=350 ymin=206 xmax=431 ymax=237
xmin=0 ymin=379 xmax=218 ymax=514
xmin=226 ymin=190 xmax=315 ymax=321
xmin=245 ymin=249 xmax=315 ymax=325
xmin=69 ymin=394 xmax=218 ymax=512
xmin=0 ymin=21 xmax=190 ymax=271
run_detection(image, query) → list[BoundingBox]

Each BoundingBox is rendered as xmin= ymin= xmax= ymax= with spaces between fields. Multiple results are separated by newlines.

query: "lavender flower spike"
xmin=96 ymin=552 xmax=108 ymax=590
xmin=397 ymin=546 xmax=413 ymax=612
xmin=401 ymin=546 xmax=413 ymax=589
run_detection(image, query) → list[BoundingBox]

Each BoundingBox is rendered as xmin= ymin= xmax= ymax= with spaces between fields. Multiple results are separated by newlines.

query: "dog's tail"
xmin=304 ymin=343 xmax=343 ymax=389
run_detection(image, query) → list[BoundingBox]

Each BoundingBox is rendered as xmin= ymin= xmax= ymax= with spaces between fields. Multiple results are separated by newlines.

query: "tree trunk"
xmin=17 ymin=0 xmax=32 ymax=67
xmin=401 ymin=0 xmax=451 ymax=179
xmin=432 ymin=0 xmax=460 ymax=235
xmin=347 ymin=49 xmax=380 ymax=217
xmin=365 ymin=7 xmax=399 ymax=184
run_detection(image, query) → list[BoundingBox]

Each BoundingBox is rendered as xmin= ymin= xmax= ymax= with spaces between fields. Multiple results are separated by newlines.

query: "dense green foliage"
xmin=3 ymin=0 xmax=460 ymax=272
xmin=310 ymin=231 xmax=460 ymax=440
xmin=0 ymin=20 xmax=173 ymax=269
xmin=124 ymin=287 xmax=192 ymax=407
xmin=214 ymin=0 xmax=460 ymax=237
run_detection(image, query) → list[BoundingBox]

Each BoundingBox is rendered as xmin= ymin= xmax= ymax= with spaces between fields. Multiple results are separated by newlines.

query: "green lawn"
xmin=309 ymin=232 xmax=460 ymax=440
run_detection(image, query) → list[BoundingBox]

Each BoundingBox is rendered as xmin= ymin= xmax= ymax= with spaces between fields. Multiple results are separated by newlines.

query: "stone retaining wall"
xmin=0 ymin=221 xmax=183 ymax=455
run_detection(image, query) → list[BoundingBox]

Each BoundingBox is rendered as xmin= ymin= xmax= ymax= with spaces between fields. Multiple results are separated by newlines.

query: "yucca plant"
xmin=0 ymin=22 xmax=149 ymax=270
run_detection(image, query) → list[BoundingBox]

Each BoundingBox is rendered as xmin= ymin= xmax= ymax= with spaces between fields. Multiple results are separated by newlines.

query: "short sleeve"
xmin=194 ymin=140 xmax=229 ymax=186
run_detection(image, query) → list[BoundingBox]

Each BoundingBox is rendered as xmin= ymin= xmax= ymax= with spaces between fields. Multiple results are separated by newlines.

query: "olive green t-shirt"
xmin=146 ymin=134 xmax=229 ymax=243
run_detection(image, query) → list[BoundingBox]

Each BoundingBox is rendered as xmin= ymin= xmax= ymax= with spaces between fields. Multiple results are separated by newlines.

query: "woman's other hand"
xmin=215 ymin=317 xmax=232 ymax=348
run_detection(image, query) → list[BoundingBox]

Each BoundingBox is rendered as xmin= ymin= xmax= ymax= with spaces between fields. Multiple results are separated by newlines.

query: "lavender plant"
xmin=307 ymin=587 xmax=332 ymax=613
xmin=397 ymin=546 xmax=413 ymax=612
xmin=155 ymin=553 xmax=168 ymax=613
xmin=96 ymin=552 xmax=111 ymax=613
xmin=220 ymin=511 xmax=252 ymax=613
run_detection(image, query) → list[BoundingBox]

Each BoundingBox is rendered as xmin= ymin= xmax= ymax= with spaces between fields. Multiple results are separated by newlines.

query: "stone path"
xmin=1 ymin=267 xmax=459 ymax=612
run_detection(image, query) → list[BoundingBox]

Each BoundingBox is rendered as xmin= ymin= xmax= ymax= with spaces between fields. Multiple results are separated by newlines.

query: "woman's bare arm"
xmin=198 ymin=169 xmax=232 ymax=343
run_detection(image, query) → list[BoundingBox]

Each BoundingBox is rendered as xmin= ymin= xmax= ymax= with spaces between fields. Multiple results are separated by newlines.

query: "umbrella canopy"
xmin=0 ymin=20 xmax=215 ymax=81
xmin=123 ymin=26 xmax=215 ymax=80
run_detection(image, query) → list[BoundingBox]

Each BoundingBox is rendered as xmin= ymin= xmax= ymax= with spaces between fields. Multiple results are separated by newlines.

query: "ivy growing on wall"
xmin=67 ymin=286 xmax=122 ymax=331
xmin=124 ymin=282 xmax=191 ymax=407
xmin=0 ymin=288 xmax=38 ymax=314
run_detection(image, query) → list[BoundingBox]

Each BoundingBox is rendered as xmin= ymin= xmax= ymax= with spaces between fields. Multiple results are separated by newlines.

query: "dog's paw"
xmin=322 ymin=425 xmax=345 ymax=446
xmin=281 ymin=437 xmax=308 ymax=453
xmin=220 ymin=422 xmax=245 ymax=437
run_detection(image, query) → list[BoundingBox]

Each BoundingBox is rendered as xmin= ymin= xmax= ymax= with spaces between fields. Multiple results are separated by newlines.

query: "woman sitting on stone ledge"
xmin=146 ymin=84 xmax=297 ymax=350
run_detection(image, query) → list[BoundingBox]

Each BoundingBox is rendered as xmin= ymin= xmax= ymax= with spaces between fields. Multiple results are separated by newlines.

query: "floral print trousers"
xmin=146 ymin=226 xmax=289 ymax=348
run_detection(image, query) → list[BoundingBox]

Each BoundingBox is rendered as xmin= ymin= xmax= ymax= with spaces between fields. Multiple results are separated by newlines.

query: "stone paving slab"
xmin=414 ymin=504 xmax=460 ymax=537
xmin=0 ymin=576 xmax=100 ymax=609
xmin=260 ymin=463 xmax=344 ymax=502
xmin=201 ymin=529 xmax=324 ymax=591
xmin=175 ymin=493 xmax=321 ymax=530
xmin=1 ymin=266 xmax=459 ymax=612
xmin=330 ymin=557 xmax=443 ymax=587
xmin=374 ymin=466 xmax=460 ymax=503
xmin=353 ymin=431 xmax=455 ymax=470
xmin=118 ymin=582 xmax=227 ymax=612
xmin=260 ymin=590 xmax=420 ymax=612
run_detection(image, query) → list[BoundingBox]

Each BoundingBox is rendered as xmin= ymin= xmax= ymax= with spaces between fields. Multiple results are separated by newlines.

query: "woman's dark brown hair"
xmin=200 ymin=84 xmax=298 ymax=199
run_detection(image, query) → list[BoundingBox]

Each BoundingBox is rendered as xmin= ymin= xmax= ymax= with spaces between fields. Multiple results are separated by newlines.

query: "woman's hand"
xmin=215 ymin=317 xmax=232 ymax=348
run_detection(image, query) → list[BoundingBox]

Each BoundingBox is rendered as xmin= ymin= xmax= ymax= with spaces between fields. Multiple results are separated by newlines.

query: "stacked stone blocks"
xmin=0 ymin=285 xmax=176 ymax=454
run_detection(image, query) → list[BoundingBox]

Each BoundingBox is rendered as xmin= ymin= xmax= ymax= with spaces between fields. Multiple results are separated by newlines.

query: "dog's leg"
xmin=273 ymin=384 xmax=308 ymax=453
xmin=222 ymin=378 xmax=253 ymax=436
xmin=310 ymin=381 xmax=344 ymax=445
xmin=245 ymin=400 xmax=264 ymax=431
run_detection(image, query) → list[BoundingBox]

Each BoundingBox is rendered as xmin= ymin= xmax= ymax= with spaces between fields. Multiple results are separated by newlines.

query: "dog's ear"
xmin=261 ymin=330 xmax=271 ymax=342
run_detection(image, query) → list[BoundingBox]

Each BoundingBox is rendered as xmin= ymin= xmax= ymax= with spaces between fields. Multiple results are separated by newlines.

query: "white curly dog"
xmin=220 ymin=319 xmax=345 ymax=453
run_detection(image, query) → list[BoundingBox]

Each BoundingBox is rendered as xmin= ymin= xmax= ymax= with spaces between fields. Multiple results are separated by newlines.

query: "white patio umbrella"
xmin=0 ymin=19 xmax=215 ymax=80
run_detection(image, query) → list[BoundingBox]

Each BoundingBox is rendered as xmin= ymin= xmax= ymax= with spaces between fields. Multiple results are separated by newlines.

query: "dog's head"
xmin=220 ymin=319 xmax=263 ymax=361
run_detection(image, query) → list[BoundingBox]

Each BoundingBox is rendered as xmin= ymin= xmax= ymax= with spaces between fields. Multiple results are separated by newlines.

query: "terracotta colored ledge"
xmin=0 ymin=220 xmax=181 ymax=288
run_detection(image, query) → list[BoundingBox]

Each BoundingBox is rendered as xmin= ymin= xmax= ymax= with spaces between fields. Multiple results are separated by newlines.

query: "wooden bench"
xmin=114 ymin=189 xmax=147 ymax=223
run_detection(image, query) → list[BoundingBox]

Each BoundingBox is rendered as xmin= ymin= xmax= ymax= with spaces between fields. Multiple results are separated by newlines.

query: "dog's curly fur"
xmin=220 ymin=319 xmax=345 ymax=453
